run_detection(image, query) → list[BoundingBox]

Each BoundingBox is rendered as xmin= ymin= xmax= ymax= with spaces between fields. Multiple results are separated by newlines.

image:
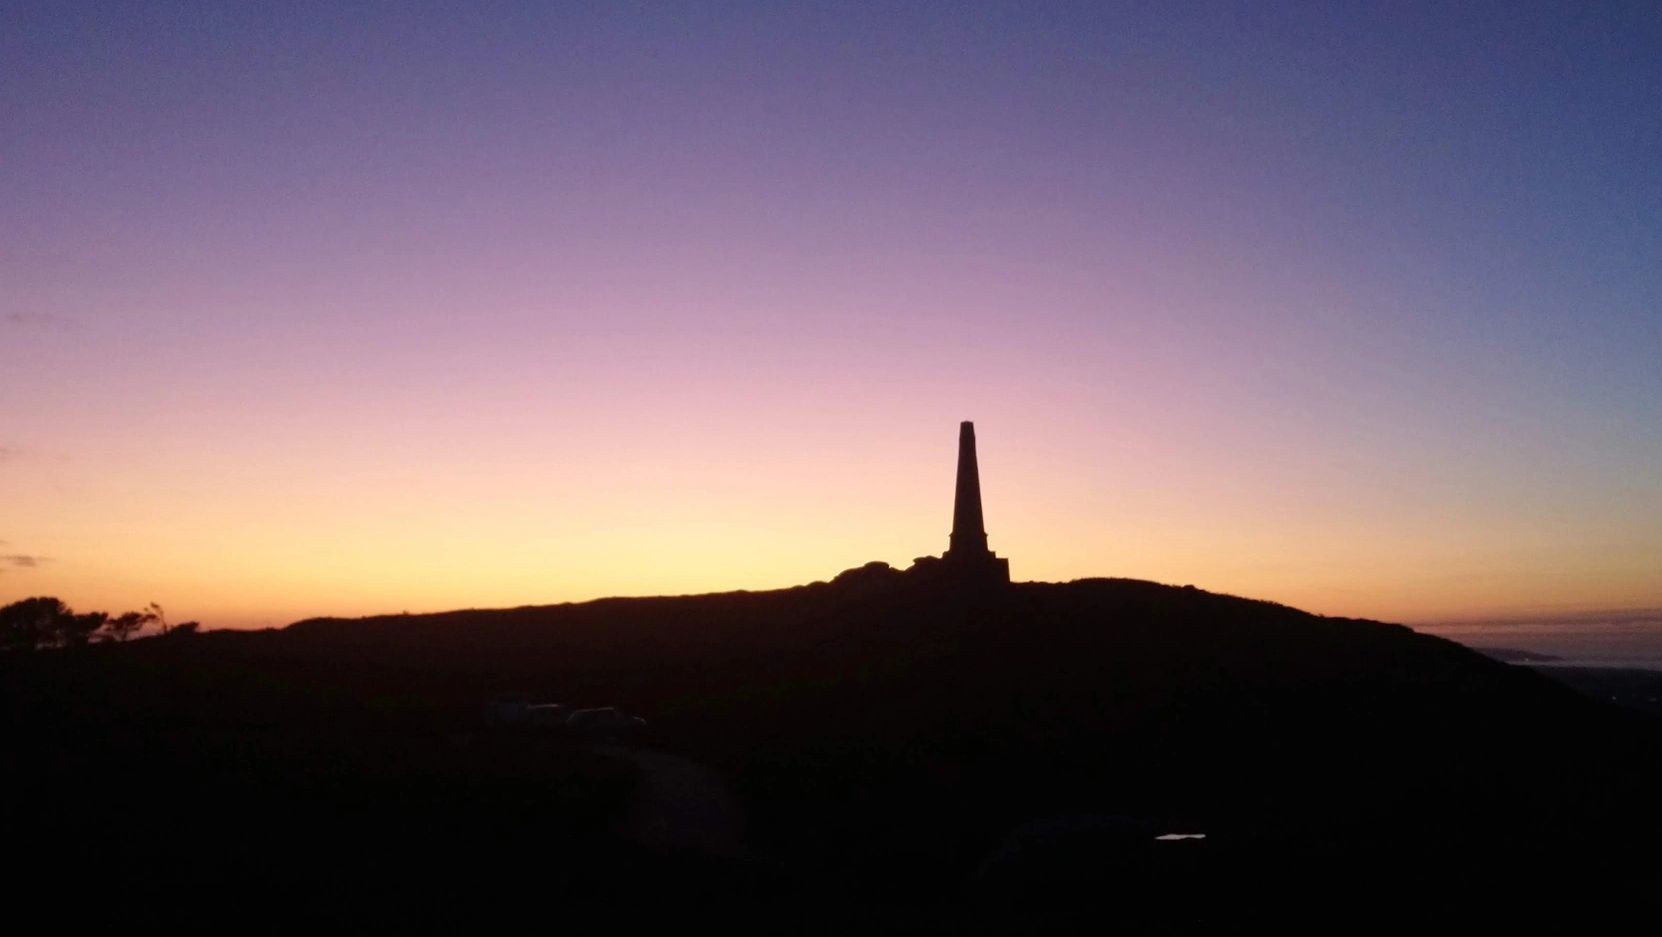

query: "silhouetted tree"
xmin=1 ymin=597 xmax=69 ymax=651
xmin=61 ymin=610 xmax=108 ymax=647
xmin=0 ymin=597 xmax=183 ymax=650
xmin=104 ymin=610 xmax=155 ymax=643
xmin=0 ymin=598 xmax=120 ymax=649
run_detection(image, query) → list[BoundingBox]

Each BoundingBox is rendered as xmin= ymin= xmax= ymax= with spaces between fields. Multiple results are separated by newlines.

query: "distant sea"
xmin=1415 ymin=610 xmax=1662 ymax=672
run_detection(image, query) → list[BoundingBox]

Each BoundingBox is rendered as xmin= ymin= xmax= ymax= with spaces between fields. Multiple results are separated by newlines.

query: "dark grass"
xmin=5 ymin=575 xmax=1659 ymax=928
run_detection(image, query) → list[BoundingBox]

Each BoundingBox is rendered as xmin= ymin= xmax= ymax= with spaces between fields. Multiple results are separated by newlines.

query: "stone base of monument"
xmin=907 ymin=551 xmax=1011 ymax=586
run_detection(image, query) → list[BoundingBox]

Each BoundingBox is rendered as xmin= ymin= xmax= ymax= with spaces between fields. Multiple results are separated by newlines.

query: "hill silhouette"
xmin=6 ymin=572 xmax=1660 ymax=927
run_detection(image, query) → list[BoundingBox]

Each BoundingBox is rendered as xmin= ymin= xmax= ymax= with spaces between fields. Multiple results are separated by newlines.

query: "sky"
xmin=3 ymin=1 xmax=1660 ymax=629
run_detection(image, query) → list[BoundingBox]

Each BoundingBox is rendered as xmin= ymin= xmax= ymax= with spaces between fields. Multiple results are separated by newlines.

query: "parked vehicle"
xmin=565 ymin=706 xmax=647 ymax=734
xmin=486 ymin=694 xmax=533 ymax=725
xmin=525 ymin=703 xmax=569 ymax=726
xmin=487 ymin=696 xmax=570 ymax=728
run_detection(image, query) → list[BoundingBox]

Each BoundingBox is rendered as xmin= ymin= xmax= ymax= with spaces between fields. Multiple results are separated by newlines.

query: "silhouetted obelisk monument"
xmin=911 ymin=421 xmax=1010 ymax=584
xmin=946 ymin=421 xmax=991 ymax=559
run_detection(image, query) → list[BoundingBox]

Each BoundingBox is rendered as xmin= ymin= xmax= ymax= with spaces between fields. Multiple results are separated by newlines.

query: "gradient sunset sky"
xmin=4 ymin=2 xmax=1660 ymax=628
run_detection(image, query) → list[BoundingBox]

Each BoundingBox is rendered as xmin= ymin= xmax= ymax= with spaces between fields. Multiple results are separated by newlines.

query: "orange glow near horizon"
xmin=8 ymin=403 xmax=1660 ymax=629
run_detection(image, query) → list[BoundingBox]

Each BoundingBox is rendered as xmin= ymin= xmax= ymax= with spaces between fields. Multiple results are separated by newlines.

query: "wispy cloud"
xmin=3 ymin=312 xmax=74 ymax=329
xmin=0 ymin=445 xmax=19 ymax=463
xmin=0 ymin=554 xmax=49 ymax=572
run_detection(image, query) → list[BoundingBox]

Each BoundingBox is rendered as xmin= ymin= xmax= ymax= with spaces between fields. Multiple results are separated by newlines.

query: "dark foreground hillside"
xmin=6 ymin=573 xmax=1660 ymax=929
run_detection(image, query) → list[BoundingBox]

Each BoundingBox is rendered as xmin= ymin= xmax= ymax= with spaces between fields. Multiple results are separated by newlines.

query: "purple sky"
xmin=3 ymin=2 xmax=1660 ymax=627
